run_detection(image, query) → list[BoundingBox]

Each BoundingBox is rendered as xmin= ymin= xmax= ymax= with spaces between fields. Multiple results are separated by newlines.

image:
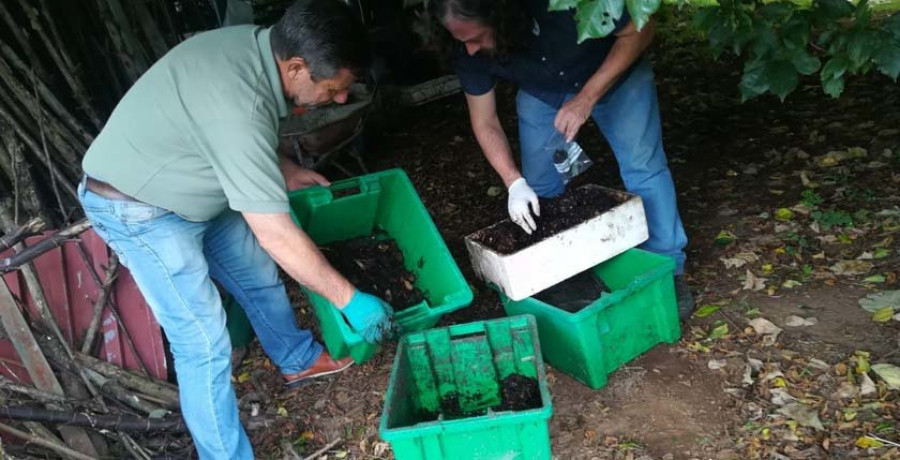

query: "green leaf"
xmin=792 ymin=51 xmax=821 ymax=75
xmin=874 ymin=42 xmax=900 ymax=81
xmin=760 ymin=2 xmax=793 ymax=20
xmin=782 ymin=16 xmax=811 ymax=51
xmin=775 ymin=207 xmax=795 ymax=221
xmin=865 ymin=275 xmax=886 ymax=284
xmin=692 ymin=7 xmax=720 ymax=30
xmin=874 ymin=248 xmax=891 ymax=259
xmin=626 ymin=0 xmax=661 ymax=31
xmin=715 ymin=230 xmax=738 ymax=246
xmin=695 ymin=304 xmax=722 ymax=318
xmin=818 ymin=0 xmax=854 ymax=19
xmin=847 ymin=30 xmax=877 ymax=68
xmin=574 ymin=0 xmax=624 ymax=42
xmin=873 ymin=307 xmax=895 ymax=322
xmin=549 ymin=0 xmax=581 ymax=11
xmin=707 ymin=18 xmax=734 ymax=58
xmin=884 ymin=12 xmax=900 ymax=41
xmin=750 ymin=20 xmax=779 ymax=59
xmin=740 ymin=60 xmax=769 ymax=101
xmin=821 ymin=56 xmax=850 ymax=98
xmin=767 ymin=60 xmax=799 ymax=100
xmin=708 ymin=323 xmax=730 ymax=340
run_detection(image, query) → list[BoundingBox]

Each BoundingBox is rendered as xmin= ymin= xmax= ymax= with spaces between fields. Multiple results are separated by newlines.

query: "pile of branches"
xmin=0 ymin=0 xmax=216 ymax=228
xmin=0 ymin=217 xmax=283 ymax=459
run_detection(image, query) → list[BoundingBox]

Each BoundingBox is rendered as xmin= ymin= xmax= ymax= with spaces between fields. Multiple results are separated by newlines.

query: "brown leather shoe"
xmin=283 ymin=352 xmax=353 ymax=388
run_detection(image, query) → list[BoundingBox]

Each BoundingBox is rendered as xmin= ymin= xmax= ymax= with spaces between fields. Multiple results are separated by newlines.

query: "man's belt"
xmin=85 ymin=177 xmax=136 ymax=202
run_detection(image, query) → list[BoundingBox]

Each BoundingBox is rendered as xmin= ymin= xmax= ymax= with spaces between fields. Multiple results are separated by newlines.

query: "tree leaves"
xmin=818 ymin=0 xmax=854 ymax=19
xmin=626 ymin=0 xmax=661 ymax=31
xmin=821 ymin=55 xmax=850 ymax=98
xmin=574 ymin=0 xmax=624 ymax=42
xmin=565 ymin=0 xmax=895 ymax=100
xmin=874 ymin=42 xmax=900 ymax=81
xmin=548 ymin=0 xmax=581 ymax=11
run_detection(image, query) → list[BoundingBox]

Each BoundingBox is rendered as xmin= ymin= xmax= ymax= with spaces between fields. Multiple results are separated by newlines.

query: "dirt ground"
xmin=236 ymin=23 xmax=900 ymax=460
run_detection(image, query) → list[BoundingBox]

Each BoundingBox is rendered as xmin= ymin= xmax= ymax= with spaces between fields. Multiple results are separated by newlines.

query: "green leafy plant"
xmin=560 ymin=0 xmax=900 ymax=100
xmin=800 ymin=189 xmax=823 ymax=208
xmin=811 ymin=209 xmax=854 ymax=229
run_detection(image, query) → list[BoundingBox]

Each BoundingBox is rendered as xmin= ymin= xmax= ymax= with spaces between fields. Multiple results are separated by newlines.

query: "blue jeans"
xmin=516 ymin=60 xmax=688 ymax=273
xmin=78 ymin=180 xmax=322 ymax=459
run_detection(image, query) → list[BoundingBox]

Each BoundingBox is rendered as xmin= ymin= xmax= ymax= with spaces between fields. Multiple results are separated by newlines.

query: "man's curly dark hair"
xmin=426 ymin=0 xmax=532 ymax=63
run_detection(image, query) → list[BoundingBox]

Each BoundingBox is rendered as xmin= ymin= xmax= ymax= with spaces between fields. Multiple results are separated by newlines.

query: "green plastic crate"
xmin=222 ymin=293 xmax=254 ymax=349
xmin=288 ymin=169 xmax=473 ymax=363
xmin=380 ymin=315 xmax=553 ymax=460
xmin=498 ymin=249 xmax=681 ymax=389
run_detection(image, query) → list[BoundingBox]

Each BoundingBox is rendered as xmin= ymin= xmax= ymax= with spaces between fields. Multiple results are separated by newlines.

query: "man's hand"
xmin=554 ymin=93 xmax=596 ymax=142
xmin=285 ymin=166 xmax=330 ymax=191
xmin=279 ymin=154 xmax=330 ymax=191
xmin=340 ymin=290 xmax=394 ymax=343
xmin=508 ymin=178 xmax=540 ymax=234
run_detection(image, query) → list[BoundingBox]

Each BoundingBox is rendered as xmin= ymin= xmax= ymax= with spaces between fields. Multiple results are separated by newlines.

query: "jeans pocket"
xmin=117 ymin=202 xmax=169 ymax=224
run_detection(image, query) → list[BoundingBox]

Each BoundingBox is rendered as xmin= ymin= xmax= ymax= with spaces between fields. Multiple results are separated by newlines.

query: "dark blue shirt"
xmin=454 ymin=0 xmax=632 ymax=108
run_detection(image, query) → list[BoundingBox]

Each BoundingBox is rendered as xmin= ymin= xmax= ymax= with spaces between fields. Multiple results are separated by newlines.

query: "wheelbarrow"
xmin=278 ymin=83 xmax=375 ymax=177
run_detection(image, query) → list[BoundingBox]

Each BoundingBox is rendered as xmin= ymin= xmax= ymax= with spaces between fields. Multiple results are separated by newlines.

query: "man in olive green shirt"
xmin=79 ymin=1 xmax=392 ymax=458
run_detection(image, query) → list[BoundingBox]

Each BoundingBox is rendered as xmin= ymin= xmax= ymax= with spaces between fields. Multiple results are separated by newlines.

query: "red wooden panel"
xmin=0 ymin=229 xmax=168 ymax=383
xmin=0 ymin=341 xmax=31 ymax=384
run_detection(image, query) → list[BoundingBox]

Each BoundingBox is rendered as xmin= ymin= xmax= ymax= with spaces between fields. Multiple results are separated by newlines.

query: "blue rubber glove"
xmin=341 ymin=290 xmax=394 ymax=343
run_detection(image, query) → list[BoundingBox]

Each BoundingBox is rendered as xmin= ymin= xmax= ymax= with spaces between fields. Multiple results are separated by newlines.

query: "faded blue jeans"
xmin=78 ymin=179 xmax=322 ymax=459
xmin=516 ymin=59 xmax=688 ymax=273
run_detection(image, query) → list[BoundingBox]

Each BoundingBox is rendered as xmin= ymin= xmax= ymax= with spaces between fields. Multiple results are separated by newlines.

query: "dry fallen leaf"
xmin=830 ymin=260 xmax=874 ymax=276
xmin=785 ymin=315 xmax=818 ymax=327
xmin=743 ymin=270 xmax=768 ymax=291
xmin=778 ymin=402 xmax=825 ymax=431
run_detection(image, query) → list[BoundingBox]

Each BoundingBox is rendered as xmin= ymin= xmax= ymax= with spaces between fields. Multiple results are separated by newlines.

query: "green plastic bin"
xmin=222 ymin=293 xmax=254 ymax=349
xmin=498 ymin=248 xmax=681 ymax=390
xmin=380 ymin=315 xmax=553 ymax=460
xmin=288 ymin=169 xmax=473 ymax=363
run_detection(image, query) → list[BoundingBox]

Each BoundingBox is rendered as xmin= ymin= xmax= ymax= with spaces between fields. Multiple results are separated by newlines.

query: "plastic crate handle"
xmin=329 ymin=177 xmax=368 ymax=198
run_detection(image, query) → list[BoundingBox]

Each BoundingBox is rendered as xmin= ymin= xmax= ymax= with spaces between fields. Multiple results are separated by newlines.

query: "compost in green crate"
xmin=469 ymin=186 xmax=622 ymax=254
xmin=533 ymin=269 xmax=610 ymax=312
xmin=416 ymin=373 xmax=542 ymax=422
xmin=319 ymin=232 xmax=426 ymax=311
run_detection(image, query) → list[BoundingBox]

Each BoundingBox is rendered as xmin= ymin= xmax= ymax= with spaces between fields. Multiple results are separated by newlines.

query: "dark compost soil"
xmin=418 ymin=374 xmax=542 ymax=422
xmin=320 ymin=234 xmax=425 ymax=311
xmin=469 ymin=186 xmax=621 ymax=254
xmin=533 ymin=270 xmax=610 ymax=312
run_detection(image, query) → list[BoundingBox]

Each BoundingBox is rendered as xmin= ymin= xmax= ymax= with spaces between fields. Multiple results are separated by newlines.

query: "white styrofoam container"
xmin=464 ymin=185 xmax=649 ymax=301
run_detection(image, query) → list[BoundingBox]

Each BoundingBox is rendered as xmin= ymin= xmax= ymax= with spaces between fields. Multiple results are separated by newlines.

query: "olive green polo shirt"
xmin=83 ymin=26 xmax=290 ymax=222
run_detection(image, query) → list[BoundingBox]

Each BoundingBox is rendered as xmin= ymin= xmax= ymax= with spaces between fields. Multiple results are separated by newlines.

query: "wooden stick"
xmin=0 ymin=274 xmax=99 ymax=457
xmin=80 ymin=254 xmax=119 ymax=354
xmin=0 ymin=53 xmax=86 ymax=165
xmin=18 ymin=0 xmax=104 ymax=129
xmin=93 ymin=0 xmax=145 ymax=83
xmin=0 ymin=102 xmax=77 ymax=201
xmin=75 ymin=353 xmax=178 ymax=408
xmin=0 ymin=217 xmax=45 ymax=252
xmin=73 ymin=242 xmax=151 ymax=376
xmin=0 ymin=219 xmax=91 ymax=273
xmin=0 ymin=2 xmax=50 ymax=79
xmin=302 ymin=438 xmax=343 ymax=460
xmin=0 ymin=39 xmax=94 ymax=146
xmin=0 ymin=375 xmax=68 ymax=403
xmin=31 ymin=69 xmax=76 ymax=224
xmin=132 ymin=0 xmax=168 ymax=60
xmin=0 ymin=421 xmax=97 ymax=460
xmin=81 ymin=368 xmax=163 ymax=415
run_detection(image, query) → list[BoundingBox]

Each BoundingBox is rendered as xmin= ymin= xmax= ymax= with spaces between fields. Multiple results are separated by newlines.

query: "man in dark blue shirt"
xmin=429 ymin=0 xmax=693 ymax=319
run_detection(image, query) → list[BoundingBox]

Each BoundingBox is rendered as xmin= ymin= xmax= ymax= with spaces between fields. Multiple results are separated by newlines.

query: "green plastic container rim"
xmin=497 ymin=249 xmax=676 ymax=324
xmin=379 ymin=315 xmax=553 ymax=442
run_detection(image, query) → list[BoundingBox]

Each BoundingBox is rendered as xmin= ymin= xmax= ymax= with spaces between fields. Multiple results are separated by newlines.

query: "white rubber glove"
xmin=507 ymin=178 xmax=540 ymax=234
